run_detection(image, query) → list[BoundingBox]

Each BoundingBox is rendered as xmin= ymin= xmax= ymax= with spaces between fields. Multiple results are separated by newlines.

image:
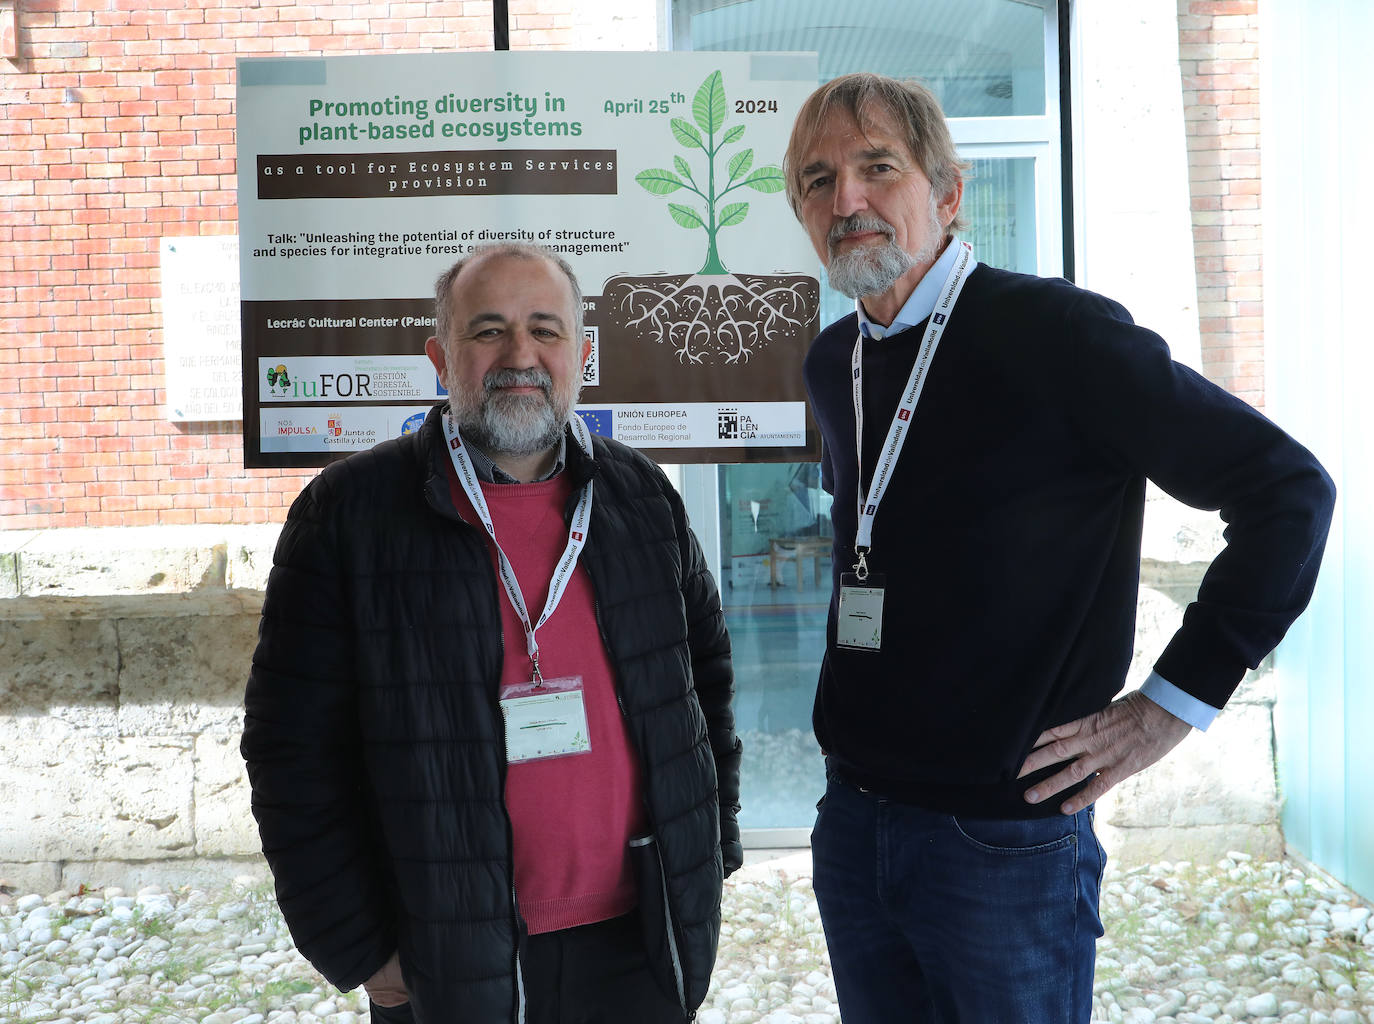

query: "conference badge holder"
xmin=499 ymin=674 xmax=592 ymax=763
xmin=836 ymin=571 xmax=885 ymax=651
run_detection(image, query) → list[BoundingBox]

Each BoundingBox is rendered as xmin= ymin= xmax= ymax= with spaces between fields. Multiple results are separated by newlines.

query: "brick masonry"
xmin=1177 ymin=0 xmax=1265 ymax=408
xmin=2 ymin=1 xmax=1261 ymax=528
xmin=0 ymin=1 xmax=584 ymax=530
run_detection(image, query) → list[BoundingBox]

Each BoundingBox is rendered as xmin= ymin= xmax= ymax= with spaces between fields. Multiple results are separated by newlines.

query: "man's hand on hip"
xmin=364 ymin=951 xmax=409 ymax=1007
xmin=1017 ymin=690 xmax=1193 ymax=815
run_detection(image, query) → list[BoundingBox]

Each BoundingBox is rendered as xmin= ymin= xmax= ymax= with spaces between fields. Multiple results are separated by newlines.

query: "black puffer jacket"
xmin=242 ymin=404 xmax=742 ymax=1022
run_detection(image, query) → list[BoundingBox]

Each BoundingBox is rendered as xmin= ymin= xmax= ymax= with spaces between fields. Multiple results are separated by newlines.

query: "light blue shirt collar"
xmin=856 ymin=237 xmax=962 ymax=340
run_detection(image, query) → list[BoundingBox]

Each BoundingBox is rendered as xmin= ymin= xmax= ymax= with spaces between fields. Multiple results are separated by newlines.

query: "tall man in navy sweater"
xmin=784 ymin=72 xmax=1335 ymax=1023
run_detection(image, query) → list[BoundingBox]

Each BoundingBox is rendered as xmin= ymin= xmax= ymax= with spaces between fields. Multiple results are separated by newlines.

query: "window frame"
xmin=664 ymin=0 xmax=1070 ymax=844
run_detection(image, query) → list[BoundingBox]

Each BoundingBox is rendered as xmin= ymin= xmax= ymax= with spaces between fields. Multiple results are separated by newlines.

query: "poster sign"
xmin=237 ymin=51 xmax=820 ymax=468
xmin=161 ymin=235 xmax=241 ymax=422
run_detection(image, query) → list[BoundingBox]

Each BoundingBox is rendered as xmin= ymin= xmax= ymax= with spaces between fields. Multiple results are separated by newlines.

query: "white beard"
xmin=825 ymin=200 xmax=943 ymax=299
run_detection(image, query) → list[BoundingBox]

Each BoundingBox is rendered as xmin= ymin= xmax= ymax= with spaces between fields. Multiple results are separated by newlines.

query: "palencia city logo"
xmin=717 ymin=407 xmax=759 ymax=441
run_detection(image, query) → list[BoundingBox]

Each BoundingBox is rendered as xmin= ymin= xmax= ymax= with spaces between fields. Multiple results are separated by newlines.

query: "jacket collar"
xmin=419 ymin=403 xmax=600 ymax=522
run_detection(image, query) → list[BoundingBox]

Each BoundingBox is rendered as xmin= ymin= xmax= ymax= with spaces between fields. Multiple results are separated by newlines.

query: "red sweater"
xmin=449 ymin=469 xmax=647 ymax=935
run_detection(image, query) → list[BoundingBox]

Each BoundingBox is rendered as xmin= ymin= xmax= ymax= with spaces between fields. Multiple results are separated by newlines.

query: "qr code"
xmin=581 ymin=326 xmax=599 ymax=386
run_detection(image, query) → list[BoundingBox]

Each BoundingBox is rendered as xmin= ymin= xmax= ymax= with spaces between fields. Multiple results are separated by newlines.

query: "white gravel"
xmin=1 ymin=852 xmax=1371 ymax=1023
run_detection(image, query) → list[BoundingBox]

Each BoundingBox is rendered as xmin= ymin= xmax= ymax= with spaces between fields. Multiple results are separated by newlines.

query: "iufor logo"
xmin=265 ymin=364 xmax=292 ymax=395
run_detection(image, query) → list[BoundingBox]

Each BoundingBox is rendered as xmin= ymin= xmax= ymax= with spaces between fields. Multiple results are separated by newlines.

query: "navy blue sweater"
xmin=804 ymin=264 xmax=1334 ymax=817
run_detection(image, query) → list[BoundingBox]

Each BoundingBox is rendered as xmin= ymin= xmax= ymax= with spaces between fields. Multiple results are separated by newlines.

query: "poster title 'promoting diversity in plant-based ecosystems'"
xmin=237 ymin=52 xmax=820 ymax=468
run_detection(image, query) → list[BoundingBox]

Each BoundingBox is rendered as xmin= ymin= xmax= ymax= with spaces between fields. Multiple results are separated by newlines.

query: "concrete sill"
xmin=0 ymin=525 xmax=283 ymax=619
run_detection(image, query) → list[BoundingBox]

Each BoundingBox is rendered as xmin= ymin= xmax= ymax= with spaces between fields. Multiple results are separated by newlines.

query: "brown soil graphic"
xmin=603 ymin=272 xmax=818 ymax=365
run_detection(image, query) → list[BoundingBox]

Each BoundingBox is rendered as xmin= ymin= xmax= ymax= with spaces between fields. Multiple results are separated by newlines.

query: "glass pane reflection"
xmin=675 ymin=0 xmax=1047 ymax=117
xmin=674 ymin=0 xmax=1055 ymax=832
xmin=720 ymin=463 xmax=832 ymax=830
xmin=965 ymin=156 xmax=1039 ymax=274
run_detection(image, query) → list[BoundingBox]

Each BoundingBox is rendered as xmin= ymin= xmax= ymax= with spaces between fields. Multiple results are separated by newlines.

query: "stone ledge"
xmin=0 ymin=857 xmax=271 ymax=898
xmin=0 ymin=525 xmax=281 ymax=619
xmin=1097 ymin=822 xmax=1284 ymax=865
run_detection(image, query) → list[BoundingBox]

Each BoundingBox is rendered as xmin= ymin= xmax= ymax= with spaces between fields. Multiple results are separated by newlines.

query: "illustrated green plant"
xmin=635 ymin=70 xmax=785 ymax=275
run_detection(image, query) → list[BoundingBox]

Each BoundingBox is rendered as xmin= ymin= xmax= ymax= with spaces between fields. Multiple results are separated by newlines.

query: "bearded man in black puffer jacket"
xmin=242 ymin=243 xmax=742 ymax=1024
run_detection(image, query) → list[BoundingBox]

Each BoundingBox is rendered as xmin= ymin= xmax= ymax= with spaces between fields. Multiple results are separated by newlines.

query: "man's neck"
xmin=461 ymin=434 xmax=562 ymax=485
xmin=485 ymin=445 xmax=559 ymax=484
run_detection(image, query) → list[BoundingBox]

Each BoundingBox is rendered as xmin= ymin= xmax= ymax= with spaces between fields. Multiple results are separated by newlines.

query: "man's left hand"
xmin=1017 ymin=691 xmax=1192 ymax=815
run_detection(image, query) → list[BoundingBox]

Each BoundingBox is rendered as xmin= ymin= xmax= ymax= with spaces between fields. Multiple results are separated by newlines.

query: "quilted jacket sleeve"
xmin=670 ymin=482 xmax=744 ymax=876
xmin=241 ymin=473 xmax=396 ymax=992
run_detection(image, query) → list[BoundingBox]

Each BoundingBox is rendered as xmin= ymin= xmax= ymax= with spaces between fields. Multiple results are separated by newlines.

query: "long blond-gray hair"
xmin=784 ymin=73 xmax=969 ymax=232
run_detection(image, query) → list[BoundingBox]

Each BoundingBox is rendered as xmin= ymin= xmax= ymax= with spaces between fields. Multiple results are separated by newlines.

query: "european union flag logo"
xmin=577 ymin=408 xmax=613 ymax=438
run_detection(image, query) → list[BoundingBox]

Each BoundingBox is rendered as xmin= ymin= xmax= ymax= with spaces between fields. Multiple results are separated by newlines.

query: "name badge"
xmin=499 ymin=675 xmax=592 ymax=763
xmin=836 ymin=572 xmax=885 ymax=651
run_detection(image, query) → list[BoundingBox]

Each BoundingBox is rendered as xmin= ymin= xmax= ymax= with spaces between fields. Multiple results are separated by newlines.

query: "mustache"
xmin=827 ymin=214 xmax=897 ymax=249
xmin=484 ymin=367 xmax=552 ymax=395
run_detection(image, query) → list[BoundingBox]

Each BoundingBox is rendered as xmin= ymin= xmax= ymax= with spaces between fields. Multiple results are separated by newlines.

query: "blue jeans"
xmin=811 ymin=770 xmax=1106 ymax=1024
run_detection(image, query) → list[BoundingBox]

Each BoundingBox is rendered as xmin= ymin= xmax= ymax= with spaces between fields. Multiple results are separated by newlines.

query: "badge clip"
xmin=852 ymin=547 xmax=870 ymax=582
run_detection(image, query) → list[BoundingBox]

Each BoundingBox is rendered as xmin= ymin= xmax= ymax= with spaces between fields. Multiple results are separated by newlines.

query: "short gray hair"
xmin=433 ymin=243 xmax=584 ymax=344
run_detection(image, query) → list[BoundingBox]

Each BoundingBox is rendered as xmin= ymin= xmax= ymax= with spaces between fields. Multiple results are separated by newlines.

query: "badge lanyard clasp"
xmin=852 ymin=547 xmax=871 ymax=582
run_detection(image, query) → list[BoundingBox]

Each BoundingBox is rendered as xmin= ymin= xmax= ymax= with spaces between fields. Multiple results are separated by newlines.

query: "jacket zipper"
xmin=496 ymin=621 xmax=528 ymax=1024
xmin=433 ymin=425 xmax=529 ymax=1023
xmin=478 ymin=538 xmax=525 ymax=1024
xmin=592 ymin=588 xmax=692 ymax=1018
xmin=496 ymin=617 xmax=528 ymax=1024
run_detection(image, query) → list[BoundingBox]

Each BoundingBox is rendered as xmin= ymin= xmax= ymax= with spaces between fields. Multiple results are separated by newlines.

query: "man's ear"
xmin=425 ymin=336 xmax=447 ymax=381
xmin=579 ymin=334 xmax=592 ymax=367
xmin=939 ymin=178 xmax=965 ymax=231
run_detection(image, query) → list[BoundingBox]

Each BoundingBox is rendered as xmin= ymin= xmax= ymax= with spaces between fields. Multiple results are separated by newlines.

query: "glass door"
xmin=669 ymin=0 xmax=1064 ymax=841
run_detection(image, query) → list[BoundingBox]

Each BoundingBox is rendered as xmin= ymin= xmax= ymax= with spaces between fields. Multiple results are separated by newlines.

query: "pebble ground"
xmin=2 ymin=851 xmax=1370 ymax=1023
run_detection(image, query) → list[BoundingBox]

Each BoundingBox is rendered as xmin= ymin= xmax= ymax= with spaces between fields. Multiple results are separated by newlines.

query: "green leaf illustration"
xmin=719 ymin=202 xmax=750 ymax=228
xmin=693 ymin=70 xmax=727 ymax=135
xmin=635 ymin=168 xmax=687 ymax=195
xmin=671 ymin=117 xmax=704 ymax=150
xmin=668 ymin=203 xmax=706 ymax=230
xmin=742 ymin=166 xmax=785 ymax=193
xmin=635 ymin=71 xmax=783 ymax=275
xmin=727 ymin=148 xmax=754 ymax=183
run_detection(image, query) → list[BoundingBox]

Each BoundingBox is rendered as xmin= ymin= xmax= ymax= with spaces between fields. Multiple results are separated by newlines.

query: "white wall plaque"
xmin=160 ymin=235 xmax=242 ymax=422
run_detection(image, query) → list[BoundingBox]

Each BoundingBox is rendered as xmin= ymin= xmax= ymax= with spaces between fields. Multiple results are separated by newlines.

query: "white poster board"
xmin=236 ymin=51 xmax=820 ymax=466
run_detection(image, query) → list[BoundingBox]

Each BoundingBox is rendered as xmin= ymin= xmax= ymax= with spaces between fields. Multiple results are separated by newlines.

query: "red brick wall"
xmin=1 ymin=1 xmax=1261 ymax=528
xmin=0 ymin=1 xmax=584 ymax=530
xmin=1178 ymin=0 xmax=1264 ymax=408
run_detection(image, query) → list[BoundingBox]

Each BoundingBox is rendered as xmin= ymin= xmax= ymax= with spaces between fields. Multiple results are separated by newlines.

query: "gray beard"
xmin=449 ymin=367 xmax=572 ymax=457
xmin=825 ymin=205 xmax=944 ymax=300
xmin=826 ymin=238 xmax=916 ymax=299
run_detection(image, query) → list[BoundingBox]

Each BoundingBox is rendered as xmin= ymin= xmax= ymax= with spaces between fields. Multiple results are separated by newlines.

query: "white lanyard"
xmin=851 ymin=240 xmax=976 ymax=579
xmin=442 ymin=412 xmax=595 ymax=683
